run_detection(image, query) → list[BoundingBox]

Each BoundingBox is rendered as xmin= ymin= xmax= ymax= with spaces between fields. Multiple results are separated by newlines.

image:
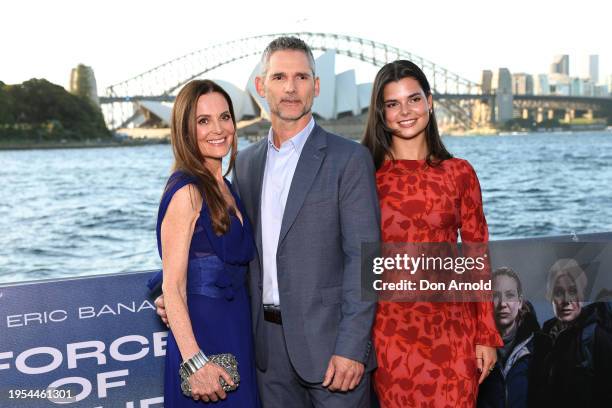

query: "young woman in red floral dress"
xmin=362 ymin=60 xmax=503 ymax=407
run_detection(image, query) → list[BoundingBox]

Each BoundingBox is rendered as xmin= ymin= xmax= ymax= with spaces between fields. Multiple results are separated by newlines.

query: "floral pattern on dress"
xmin=373 ymin=158 xmax=502 ymax=408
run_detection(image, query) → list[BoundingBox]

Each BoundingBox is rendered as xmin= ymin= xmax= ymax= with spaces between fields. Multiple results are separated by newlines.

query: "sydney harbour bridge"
xmin=98 ymin=32 xmax=612 ymax=134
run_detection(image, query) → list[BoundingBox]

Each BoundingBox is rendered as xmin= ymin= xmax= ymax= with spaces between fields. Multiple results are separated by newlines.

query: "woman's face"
xmin=493 ymin=275 xmax=523 ymax=330
xmin=552 ymin=275 xmax=582 ymax=322
xmin=383 ymin=77 xmax=432 ymax=143
xmin=195 ymin=92 xmax=234 ymax=164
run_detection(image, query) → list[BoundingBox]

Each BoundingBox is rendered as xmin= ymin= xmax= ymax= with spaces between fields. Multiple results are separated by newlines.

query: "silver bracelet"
xmin=180 ymin=350 xmax=209 ymax=378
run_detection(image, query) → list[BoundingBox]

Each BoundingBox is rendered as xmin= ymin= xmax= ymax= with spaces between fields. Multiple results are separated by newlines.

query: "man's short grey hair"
xmin=260 ymin=36 xmax=316 ymax=76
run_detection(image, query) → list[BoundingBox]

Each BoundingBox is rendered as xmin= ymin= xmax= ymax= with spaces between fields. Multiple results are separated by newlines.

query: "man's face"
xmin=256 ymin=50 xmax=319 ymax=122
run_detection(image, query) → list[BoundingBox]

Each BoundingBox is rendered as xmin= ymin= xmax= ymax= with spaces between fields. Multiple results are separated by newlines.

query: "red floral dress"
xmin=372 ymin=158 xmax=502 ymax=408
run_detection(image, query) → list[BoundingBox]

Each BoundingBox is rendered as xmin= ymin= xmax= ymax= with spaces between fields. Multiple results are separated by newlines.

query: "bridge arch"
xmin=102 ymin=32 xmax=481 ymax=129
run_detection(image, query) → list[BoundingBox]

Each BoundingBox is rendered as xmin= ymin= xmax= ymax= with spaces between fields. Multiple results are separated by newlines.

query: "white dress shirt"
xmin=260 ymin=117 xmax=315 ymax=305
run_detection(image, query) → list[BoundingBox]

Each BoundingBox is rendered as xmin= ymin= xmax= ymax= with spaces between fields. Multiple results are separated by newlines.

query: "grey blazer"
xmin=232 ymin=124 xmax=381 ymax=383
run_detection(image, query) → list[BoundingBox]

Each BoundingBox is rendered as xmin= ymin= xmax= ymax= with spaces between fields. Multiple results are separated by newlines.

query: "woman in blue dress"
xmin=154 ymin=79 xmax=259 ymax=407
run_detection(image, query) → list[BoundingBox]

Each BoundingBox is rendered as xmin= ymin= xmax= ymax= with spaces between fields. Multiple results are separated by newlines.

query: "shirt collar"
xmin=266 ymin=116 xmax=315 ymax=155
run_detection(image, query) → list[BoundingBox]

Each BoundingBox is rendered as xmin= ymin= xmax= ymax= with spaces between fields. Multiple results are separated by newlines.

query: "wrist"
xmin=180 ymin=349 xmax=209 ymax=378
xmin=182 ymin=348 xmax=204 ymax=364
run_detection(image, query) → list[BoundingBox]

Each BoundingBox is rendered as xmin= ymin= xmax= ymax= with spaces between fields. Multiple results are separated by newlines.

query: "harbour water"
xmin=1 ymin=131 xmax=611 ymax=284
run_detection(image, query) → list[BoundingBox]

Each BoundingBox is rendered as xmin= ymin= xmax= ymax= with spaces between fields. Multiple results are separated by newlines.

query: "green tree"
xmin=1 ymin=78 xmax=110 ymax=141
xmin=0 ymin=81 xmax=16 ymax=123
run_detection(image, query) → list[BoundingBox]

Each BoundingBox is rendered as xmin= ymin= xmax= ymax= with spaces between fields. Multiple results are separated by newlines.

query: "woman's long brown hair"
xmin=170 ymin=79 xmax=238 ymax=235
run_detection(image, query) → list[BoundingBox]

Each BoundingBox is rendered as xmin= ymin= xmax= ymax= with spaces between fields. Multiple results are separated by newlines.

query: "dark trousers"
xmin=256 ymin=319 xmax=372 ymax=408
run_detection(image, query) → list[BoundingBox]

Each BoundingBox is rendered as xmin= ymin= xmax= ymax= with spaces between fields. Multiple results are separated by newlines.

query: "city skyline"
xmin=483 ymin=54 xmax=609 ymax=98
xmin=1 ymin=0 xmax=610 ymax=93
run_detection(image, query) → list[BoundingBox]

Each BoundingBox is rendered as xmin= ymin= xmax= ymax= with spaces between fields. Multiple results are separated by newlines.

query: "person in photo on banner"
xmin=156 ymin=36 xmax=381 ymax=407
xmin=478 ymin=267 xmax=540 ymax=408
xmin=154 ymin=80 xmax=260 ymax=406
xmin=362 ymin=60 xmax=503 ymax=407
xmin=529 ymin=258 xmax=612 ymax=407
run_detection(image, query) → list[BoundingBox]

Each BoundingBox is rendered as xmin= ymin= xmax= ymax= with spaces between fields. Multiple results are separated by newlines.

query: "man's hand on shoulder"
xmin=322 ymin=355 xmax=365 ymax=392
xmin=154 ymin=294 xmax=169 ymax=327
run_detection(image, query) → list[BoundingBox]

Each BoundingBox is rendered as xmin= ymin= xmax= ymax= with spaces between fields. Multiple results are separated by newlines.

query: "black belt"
xmin=263 ymin=305 xmax=282 ymax=325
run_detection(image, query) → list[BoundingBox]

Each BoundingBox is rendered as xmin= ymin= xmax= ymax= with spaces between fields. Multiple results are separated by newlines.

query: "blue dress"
xmin=151 ymin=171 xmax=259 ymax=407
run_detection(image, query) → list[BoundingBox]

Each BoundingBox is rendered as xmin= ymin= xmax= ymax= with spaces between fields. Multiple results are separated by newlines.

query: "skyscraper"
xmin=589 ymin=55 xmax=599 ymax=84
xmin=481 ymin=70 xmax=493 ymax=94
xmin=493 ymin=68 xmax=513 ymax=123
xmin=534 ymin=74 xmax=550 ymax=95
xmin=512 ymin=73 xmax=534 ymax=95
xmin=550 ymin=55 xmax=569 ymax=76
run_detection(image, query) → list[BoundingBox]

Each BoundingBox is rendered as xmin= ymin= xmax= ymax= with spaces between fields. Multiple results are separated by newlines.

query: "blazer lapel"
xmin=277 ymin=125 xmax=327 ymax=248
xmin=249 ymin=140 xmax=268 ymax=272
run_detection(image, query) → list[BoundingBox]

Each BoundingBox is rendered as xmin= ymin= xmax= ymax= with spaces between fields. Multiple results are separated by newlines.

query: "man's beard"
xmin=271 ymin=103 xmax=312 ymax=122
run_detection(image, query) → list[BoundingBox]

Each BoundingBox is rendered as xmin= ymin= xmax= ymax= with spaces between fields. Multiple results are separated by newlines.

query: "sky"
xmin=1 ymin=0 xmax=610 ymax=94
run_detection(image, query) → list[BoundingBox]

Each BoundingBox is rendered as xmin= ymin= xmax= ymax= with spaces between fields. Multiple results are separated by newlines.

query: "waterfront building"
xmin=549 ymin=73 xmax=571 ymax=96
xmin=481 ymin=70 xmax=493 ymax=94
xmin=70 ymin=64 xmax=99 ymax=106
xmin=492 ymin=68 xmax=513 ymax=123
xmin=357 ymin=83 xmax=373 ymax=112
xmin=589 ymin=55 xmax=599 ymax=84
xmin=512 ymin=73 xmax=534 ymax=95
xmin=550 ymin=54 xmax=569 ymax=76
xmin=571 ymin=77 xmax=584 ymax=96
xmin=582 ymin=80 xmax=595 ymax=97
xmin=594 ymin=85 xmax=608 ymax=97
xmin=534 ymin=74 xmax=550 ymax=95
xmin=335 ymin=69 xmax=360 ymax=117
xmin=312 ymin=50 xmax=336 ymax=119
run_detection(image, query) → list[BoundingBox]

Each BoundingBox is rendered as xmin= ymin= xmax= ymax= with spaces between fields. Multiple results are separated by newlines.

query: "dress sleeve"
xmin=457 ymin=160 xmax=503 ymax=347
xmin=456 ymin=159 xmax=488 ymax=242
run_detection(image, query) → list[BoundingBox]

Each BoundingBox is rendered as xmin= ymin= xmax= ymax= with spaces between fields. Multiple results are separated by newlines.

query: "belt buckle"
xmin=264 ymin=305 xmax=282 ymax=325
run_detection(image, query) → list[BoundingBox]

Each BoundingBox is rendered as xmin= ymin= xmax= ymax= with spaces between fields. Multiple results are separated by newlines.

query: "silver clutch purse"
xmin=180 ymin=353 xmax=240 ymax=397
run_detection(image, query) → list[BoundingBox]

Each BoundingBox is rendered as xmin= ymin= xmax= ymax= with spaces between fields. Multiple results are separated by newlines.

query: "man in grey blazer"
xmin=236 ymin=36 xmax=380 ymax=407
xmin=157 ymin=36 xmax=380 ymax=407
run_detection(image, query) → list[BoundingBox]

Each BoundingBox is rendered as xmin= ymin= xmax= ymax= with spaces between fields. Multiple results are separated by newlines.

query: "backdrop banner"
xmin=0 ymin=271 xmax=165 ymax=408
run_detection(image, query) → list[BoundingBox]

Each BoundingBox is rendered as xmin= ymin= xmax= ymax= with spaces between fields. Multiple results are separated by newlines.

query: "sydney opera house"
xmin=128 ymin=50 xmax=373 ymax=139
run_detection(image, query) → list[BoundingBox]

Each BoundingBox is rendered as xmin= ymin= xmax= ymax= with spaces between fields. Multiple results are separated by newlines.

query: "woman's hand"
xmin=475 ymin=344 xmax=497 ymax=384
xmin=188 ymin=362 xmax=235 ymax=402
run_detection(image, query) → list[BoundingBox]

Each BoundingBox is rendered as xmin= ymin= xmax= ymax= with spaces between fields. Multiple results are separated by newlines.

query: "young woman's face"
xmin=552 ymin=275 xmax=582 ymax=322
xmin=493 ymin=275 xmax=523 ymax=330
xmin=383 ymin=77 xmax=432 ymax=143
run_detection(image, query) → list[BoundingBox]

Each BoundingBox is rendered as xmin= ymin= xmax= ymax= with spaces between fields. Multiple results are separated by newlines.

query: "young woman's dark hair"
xmin=362 ymin=60 xmax=452 ymax=169
xmin=168 ymin=79 xmax=238 ymax=235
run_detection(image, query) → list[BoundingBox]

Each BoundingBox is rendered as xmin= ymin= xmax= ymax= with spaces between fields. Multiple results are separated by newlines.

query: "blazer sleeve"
xmin=334 ymin=145 xmax=382 ymax=362
xmin=457 ymin=160 xmax=503 ymax=347
xmin=230 ymin=165 xmax=241 ymax=198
